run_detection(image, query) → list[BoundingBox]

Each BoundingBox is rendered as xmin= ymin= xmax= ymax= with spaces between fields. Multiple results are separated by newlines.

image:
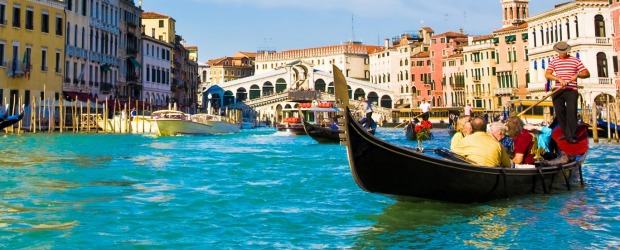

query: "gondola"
xmin=332 ymin=65 xmax=586 ymax=203
xmin=300 ymin=112 xmax=340 ymax=144
xmin=587 ymin=118 xmax=617 ymax=138
xmin=0 ymin=108 xmax=25 ymax=130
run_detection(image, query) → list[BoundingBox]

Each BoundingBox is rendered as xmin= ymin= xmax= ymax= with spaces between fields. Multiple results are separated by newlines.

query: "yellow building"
xmin=0 ymin=0 xmax=65 ymax=109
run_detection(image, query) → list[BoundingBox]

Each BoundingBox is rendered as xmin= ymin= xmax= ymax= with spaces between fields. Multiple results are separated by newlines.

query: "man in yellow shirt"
xmin=452 ymin=117 xmax=512 ymax=167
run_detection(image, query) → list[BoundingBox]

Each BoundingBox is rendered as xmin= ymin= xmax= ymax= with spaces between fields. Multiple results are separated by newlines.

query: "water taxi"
xmin=149 ymin=110 xmax=240 ymax=136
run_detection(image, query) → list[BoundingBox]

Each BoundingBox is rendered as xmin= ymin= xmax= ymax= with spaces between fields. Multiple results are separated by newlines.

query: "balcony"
xmin=65 ymin=77 xmax=71 ymax=83
xmin=100 ymin=82 xmax=113 ymax=91
xmin=494 ymin=88 xmax=514 ymax=96
xmin=41 ymin=66 xmax=48 ymax=72
xmin=127 ymin=73 xmax=140 ymax=82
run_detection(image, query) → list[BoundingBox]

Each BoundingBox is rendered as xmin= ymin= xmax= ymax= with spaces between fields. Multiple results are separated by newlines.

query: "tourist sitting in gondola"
xmin=488 ymin=122 xmax=514 ymax=158
xmin=506 ymin=116 xmax=536 ymax=165
xmin=452 ymin=116 xmax=512 ymax=167
xmin=329 ymin=117 xmax=339 ymax=131
xmin=450 ymin=115 xmax=472 ymax=150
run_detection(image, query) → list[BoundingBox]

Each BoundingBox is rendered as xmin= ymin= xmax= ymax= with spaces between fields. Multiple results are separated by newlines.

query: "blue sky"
xmin=141 ymin=0 xmax=570 ymax=62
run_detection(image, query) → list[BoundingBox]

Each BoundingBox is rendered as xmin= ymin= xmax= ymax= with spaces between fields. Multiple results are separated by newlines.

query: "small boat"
xmin=276 ymin=101 xmax=341 ymax=135
xmin=149 ymin=110 xmax=240 ymax=136
xmin=332 ymin=65 xmax=587 ymax=203
xmin=299 ymin=111 xmax=341 ymax=143
xmin=0 ymin=106 xmax=25 ymax=130
xmin=587 ymin=118 xmax=617 ymax=138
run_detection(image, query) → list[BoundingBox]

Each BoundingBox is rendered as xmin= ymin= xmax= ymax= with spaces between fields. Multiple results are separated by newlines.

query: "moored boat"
xmin=333 ymin=65 xmax=587 ymax=203
xmin=149 ymin=110 xmax=240 ymax=136
xmin=299 ymin=108 xmax=342 ymax=143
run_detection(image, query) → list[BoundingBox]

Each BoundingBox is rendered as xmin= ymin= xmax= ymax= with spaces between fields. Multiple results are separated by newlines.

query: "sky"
xmin=141 ymin=0 xmax=572 ymax=62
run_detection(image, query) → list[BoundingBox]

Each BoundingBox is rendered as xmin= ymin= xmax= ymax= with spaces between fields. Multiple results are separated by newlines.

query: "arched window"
xmin=81 ymin=27 xmax=85 ymax=49
xmin=66 ymin=22 xmax=71 ymax=45
xmin=594 ymin=15 xmax=605 ymax=37
xmin=74 ymin=24 xmax=78 ymax=46
xmin=597 ymin=52 xmax=608 ymax=78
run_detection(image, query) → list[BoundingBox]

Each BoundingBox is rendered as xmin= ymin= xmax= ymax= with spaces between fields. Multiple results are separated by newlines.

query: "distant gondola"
xmin=0 ymin=105 xmax=25 ymax=130
xmin=300 ymin=112 xmax=340 ymax=144
xmin=587 ymin=118 xmax=617 ymax=138
xmin=333 ymin=65 xmax=587 ymax=203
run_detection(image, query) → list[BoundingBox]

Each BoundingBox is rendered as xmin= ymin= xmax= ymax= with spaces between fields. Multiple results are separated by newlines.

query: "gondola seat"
xmin=434 ymin=148 xmax=476 ymax=165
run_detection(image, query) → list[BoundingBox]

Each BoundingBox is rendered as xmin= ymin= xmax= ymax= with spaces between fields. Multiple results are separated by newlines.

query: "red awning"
xmin=64 ymin=91 xmax=98 ymax=102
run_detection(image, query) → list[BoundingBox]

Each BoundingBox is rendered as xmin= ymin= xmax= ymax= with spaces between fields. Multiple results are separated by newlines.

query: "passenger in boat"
xmin=452 ymin=116 xmax=512 ymax=167
xmin=330 ymin=118 xmax=339 ymax=131
xmin=357 ymin=97 xmax=373 ymax=129
xmin=506 ymin=116 xmax=536 ymax=164
xmin=450 ymin=115 xmax=472 ymax=150
xmin=488 ymin=122 xmax=514 ymax=158
xmin=545 ymin=41 xmax=590 ymax=144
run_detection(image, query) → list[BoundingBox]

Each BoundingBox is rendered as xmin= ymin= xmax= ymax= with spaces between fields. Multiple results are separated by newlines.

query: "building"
xmin=441 ymin=39 xmax=468 ymax=107
xmin=610 ymin=0 xmax=620 ymax=91
xmin=463 ymin=35 xmax=498 ymax=109
xmin=63 ymin=0 xmax=92 ymax=101
xmin=255 ymin=42 xmax=382 ymax=84
xmin=0 ymin=0 xmax=65 ymax=110
xmin=206 ymin=51 xmax=256 ymax=85
xmin=119 ymin=0 xmax=143 ymax=100
xmin=527 ymin=0 xmax=615 ymax=106
xmin=141 ymin=33 xmax=172 ymax=108
xmin=370 ymin=31 xmax=425 ymax=108
xmin=430 ymin=30 xmax=468 ymax=107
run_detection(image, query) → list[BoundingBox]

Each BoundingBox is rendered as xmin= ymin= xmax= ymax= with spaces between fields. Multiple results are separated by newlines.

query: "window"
xmin=41 ymin=11 xmax=49 ymax=33
xmin=67 ymin=0 xmax=73 ymax=11
xmin=12 ymin=5 xmax=20 ymax=28
xmin=55 ymin=51 xmax=60 ymax=73
xmin=597 ymin=52 xmax=608 ymax=78
xmin=594 ymin=15 xmax=606 ymax=37
xmin=0 ymin=42 xmax=4 ymax=67
xmin=146 ymin=65 xmax=150 ymax=81
xmin=55 ymin=15 xmax=63 ymax=35
xmin=0 ymin=3 xmax=5 ymax=25
xmin=159 ymin=20 xmax=164 ymax=27
xmin=41 ymin=48 xmax=47 ymax=71
xmin=82 ymin=0 xmax=87 ymax=16
xmin=25 ymin=8 xmax=33 ymax=30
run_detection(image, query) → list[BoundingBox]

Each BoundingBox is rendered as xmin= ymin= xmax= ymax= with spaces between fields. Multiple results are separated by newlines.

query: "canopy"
xmin=128 ymin=57 xmax=142 ymax=68
xmin=64 ymin=91 xmax=98 ymax=102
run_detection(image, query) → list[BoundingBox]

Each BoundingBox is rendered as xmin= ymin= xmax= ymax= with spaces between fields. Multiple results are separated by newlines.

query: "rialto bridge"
xmin=202 ymin=60 xmax=395 ymax=123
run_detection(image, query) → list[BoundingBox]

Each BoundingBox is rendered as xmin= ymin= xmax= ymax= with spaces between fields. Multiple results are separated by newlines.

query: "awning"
xmin=128 ymin=57 xmax=142 ymax=68
xmin=505 ymin=35 xmax=516 ymax=43
xmin=521 ymin=33 xmax=528 ymax=40
xmin=64 ymin=91 xmax=98 ymax=102
xmin=493 ymin=37 xmax=499 ymax=44
xmin=101 ymin=64 xmax=111 ymax=71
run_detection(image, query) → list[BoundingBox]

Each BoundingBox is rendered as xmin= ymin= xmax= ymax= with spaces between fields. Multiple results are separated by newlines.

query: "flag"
xmin=22 ymin=50 xmax=30 ymax=80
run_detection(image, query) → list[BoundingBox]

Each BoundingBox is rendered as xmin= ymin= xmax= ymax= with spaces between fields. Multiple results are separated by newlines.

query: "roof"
xmin=142 ymin=12 xmax=170 ymax=19
xmin=432 ymin=31 xmax=468 ymax=39
xmin=272 ymin=44 xmax=384 ymax=56
xmin=412 ymin=51 xmax=430 ymax=58
xmin=494 ymin=22 xmax=528 ymax=33
xmin=472 ymin=34 xmax=494 ymax=41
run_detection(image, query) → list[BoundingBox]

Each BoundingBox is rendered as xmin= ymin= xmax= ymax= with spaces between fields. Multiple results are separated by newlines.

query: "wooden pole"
xmin=606 ymin=95 xmax=611 ymax=142
xmin=517 ymin=88 xmax=562 ymax=117
xmin=592 ymin=103 xmax=599 ymax=143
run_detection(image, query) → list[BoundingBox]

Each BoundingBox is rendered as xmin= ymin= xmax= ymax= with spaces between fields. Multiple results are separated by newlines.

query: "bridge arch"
xmin=327 ymin=82 xmax=334 ymax=94
xmin=353 ymin=88 xmax=366 ymax=101
xmin=262 ymin=81 xmax=274 ymax=96
xmin=380 ymin=95 xmax=392 ymax=109
xmin=224 ymin=90 xmax=234 ymax=106
xmin=276 ymin=78 xmax=287 ymax=93
xmin=236 ymin=87 xmax=247 ymax=102
xmin=368 ymin=92 xmax=379 ymax=106
xmin=315 ymin=79 xmax=326 ymax=92
xmin=249 ymin=85 xmax=261 ymax=100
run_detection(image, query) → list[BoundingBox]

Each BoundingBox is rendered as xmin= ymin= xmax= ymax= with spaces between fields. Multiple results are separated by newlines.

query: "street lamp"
xmin=207 ymin=93 xmax=212 ymax=115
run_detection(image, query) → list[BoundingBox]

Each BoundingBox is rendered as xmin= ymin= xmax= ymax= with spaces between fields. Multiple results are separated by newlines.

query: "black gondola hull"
xmin=344 ymin=106 xmax=582 ymax=203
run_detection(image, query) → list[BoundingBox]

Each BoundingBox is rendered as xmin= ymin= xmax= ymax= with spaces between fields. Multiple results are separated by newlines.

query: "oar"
xmin=393 ymin=111 xmax=428 ymax=128
xmin=517 ymin=88 xmax=562 ymax=117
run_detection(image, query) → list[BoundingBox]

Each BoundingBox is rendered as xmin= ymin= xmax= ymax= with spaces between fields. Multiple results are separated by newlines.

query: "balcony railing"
xmin=100 ymin=82 xmax=112 ymax=91
xmin=65 ymin=77 xmax=71 ymax=83
xmin=41 ymin=66 xmax=48 ymax=71
xmin=494 ymin=88 xmax=513 ymax=96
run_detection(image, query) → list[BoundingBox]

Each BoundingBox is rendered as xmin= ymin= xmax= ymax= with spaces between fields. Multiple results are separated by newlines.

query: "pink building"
xmin=430 ymin=31 xmax=468 ymax=107
xmin=611 ymin=0 xmax=620 ymax=91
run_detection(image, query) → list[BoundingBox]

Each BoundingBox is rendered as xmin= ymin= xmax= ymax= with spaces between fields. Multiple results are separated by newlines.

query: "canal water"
xmin=0 ymin=128 xmax=618 ymax=249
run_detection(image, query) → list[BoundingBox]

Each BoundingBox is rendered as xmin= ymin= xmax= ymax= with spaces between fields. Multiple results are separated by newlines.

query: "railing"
xmin=41 ymin=66 xmax=48 ymax=71
xmin=494 ymin=88 xmax=513 ymax=96
xmin=100 ymin=82 xmax=112 ymax=91
xmin=596 ymin=37 xmax=610 ymax=44
xmin=598 ymin=77 xmax=611 ymax=85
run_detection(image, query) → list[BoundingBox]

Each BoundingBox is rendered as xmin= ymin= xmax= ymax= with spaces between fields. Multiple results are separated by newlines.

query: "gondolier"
xmin=419 ymin=99 xmax=431 ymax=121
xmin=545 ymin=41 xmax=590 ymax=144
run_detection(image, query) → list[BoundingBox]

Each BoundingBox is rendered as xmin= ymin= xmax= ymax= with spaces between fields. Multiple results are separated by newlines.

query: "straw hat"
xmin=553 ymin=41 xmax=571 ymax=53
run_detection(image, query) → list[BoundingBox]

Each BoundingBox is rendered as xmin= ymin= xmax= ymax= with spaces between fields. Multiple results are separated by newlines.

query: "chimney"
xmin=384 ymin=38 xmax=390 ymax=48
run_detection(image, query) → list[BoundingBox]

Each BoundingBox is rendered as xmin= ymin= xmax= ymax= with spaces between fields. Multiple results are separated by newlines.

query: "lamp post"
xmin=207 ymin=93 xmax=212 ymax=115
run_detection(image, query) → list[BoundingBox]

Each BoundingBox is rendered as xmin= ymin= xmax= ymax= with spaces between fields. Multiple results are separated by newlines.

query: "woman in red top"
xmin=506 ymin=116 xmax=535 ymax=164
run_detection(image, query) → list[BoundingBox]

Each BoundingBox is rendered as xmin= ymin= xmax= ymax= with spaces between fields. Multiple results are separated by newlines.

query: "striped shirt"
xmin=548 ymin=56 xmax=587 ymax=90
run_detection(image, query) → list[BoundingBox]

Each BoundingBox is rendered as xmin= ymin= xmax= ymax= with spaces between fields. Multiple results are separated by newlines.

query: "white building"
xmin=141 ymin=35 xmax=172 ymax=108
xmin=527 ymin=0 xmax=615 ymax=106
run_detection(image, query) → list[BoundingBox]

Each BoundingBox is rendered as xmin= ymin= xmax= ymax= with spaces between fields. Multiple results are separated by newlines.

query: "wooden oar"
xmin=393 ymin=111 xmax=428 ymax=129
xmin=517 ymin=88 xmax=562 ymax=117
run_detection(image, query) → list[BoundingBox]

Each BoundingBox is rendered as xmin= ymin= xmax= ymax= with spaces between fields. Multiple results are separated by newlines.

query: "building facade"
xmin=119 ymin=0 xmax=143 ymax=100
xmin=431 ymin=30 xmax=468 ymax=107
xmin=141 ymin=34 xmax=171 ymax=108
xmin=0 ymin=0 xmax=65 ymax=110
xmin=463 ymin=35 xmax=498 ymax=109
xmin=527 ymin=0 xmax=615 ymax=106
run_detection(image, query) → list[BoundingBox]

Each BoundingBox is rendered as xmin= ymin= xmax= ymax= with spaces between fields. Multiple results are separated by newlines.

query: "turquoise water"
xmin=0 ymin=128 xmax=618 ymax=249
